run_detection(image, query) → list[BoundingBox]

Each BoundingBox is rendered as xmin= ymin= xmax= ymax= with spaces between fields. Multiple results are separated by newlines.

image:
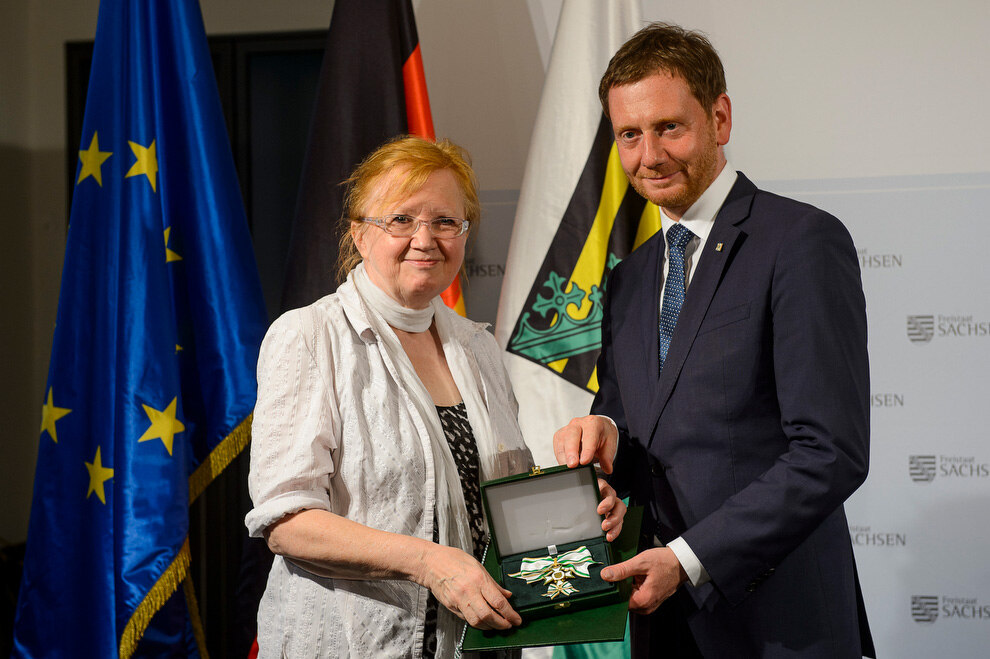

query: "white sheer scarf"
xmin=350 ymin=264 xmax=435 ymax=332
xmin=350 ymin=263 xmax=504 ymax=656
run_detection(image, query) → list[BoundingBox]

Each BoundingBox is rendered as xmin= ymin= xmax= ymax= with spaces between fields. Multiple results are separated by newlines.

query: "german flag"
xmin=280 ymin=0 xmax=465 ymax=315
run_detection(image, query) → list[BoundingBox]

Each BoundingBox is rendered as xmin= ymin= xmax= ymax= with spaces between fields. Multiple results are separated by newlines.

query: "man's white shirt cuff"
xmin=666 ymin=536 xmax=711 ymax=587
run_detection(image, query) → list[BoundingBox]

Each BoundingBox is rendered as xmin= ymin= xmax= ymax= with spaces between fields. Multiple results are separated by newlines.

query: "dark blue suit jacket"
xmin=594 ymin=173 xmax=875 ymax=657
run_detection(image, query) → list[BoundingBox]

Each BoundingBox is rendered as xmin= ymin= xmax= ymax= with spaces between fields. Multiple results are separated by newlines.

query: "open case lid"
xmin=484 ymin=465 xmax=602 ymax=558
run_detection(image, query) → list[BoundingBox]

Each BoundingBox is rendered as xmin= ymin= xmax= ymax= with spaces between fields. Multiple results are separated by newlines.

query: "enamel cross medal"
xmin=507 ymin=544 xmax=601 ymax=600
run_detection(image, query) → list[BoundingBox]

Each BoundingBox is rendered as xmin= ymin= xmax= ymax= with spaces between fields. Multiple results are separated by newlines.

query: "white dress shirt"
xmin=657 ymin=163 xmax=738 ymax=309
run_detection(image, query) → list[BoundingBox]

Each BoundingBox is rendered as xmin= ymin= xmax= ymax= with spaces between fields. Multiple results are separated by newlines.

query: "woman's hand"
xmin=597 ymin=478 xmax=627 ymax=542
xmin=265 ymin=510 xmax=522 ymax=629
xmin=419 ymin=544 xmax=522 ymax=630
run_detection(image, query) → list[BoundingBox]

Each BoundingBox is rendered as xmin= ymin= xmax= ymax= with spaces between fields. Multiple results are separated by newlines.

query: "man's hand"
xmin=599 ymin=547 xmax=688 ymax=614
xmin=553 ymin=415 xmax=618 ymax=474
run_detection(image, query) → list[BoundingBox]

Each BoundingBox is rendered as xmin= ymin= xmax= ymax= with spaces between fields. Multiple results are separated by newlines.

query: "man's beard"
xmin=633 ymin=125 xmax=719 ymax=211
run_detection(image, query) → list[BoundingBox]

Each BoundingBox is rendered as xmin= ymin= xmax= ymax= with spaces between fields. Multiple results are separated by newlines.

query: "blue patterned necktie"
xmin=659 ymin=222 xmax=695 ymax=370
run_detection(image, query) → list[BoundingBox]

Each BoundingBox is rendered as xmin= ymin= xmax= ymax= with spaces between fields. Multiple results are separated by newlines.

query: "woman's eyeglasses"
xmin=359 ymin=214 xmax=470 ymax=238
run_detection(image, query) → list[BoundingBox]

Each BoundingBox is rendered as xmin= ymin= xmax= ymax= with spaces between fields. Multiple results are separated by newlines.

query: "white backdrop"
xmin=459 ymin=1 xmax=990 ymax=655
xmin=767 ymin=172 xmax=990 ymax=655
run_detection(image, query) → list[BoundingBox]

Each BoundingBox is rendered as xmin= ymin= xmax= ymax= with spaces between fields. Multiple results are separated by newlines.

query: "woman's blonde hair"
xmin=335 ymin=135 xmax=480 ymax=282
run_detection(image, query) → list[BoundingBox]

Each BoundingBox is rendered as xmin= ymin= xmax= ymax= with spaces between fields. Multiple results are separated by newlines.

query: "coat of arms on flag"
xmin=505 ymin=117 xmax=659 ymax=394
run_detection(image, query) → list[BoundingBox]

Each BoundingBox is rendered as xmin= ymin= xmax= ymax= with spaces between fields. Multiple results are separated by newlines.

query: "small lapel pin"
xmin=715 ymin=242 xmax=724 ymax=252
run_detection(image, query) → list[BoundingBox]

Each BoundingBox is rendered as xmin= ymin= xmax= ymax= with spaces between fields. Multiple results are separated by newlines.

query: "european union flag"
xmin=12 ymin=0 xmax=267 ymax=656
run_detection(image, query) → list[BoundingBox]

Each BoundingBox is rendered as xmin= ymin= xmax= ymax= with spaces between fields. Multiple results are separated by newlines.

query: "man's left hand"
xmin=599 ymin=547 xmax=687 ymax=614
xmin=596 ymin=478 xmax=626 ymax=542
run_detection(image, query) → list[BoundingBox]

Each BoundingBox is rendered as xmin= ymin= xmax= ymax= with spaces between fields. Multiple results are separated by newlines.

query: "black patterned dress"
xmin=422 ymin=402 xmax=488 ymax=658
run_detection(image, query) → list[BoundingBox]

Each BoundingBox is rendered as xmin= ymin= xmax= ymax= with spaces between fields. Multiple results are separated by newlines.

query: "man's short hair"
xmin=599 ymin=22 xmax=727 ymax=118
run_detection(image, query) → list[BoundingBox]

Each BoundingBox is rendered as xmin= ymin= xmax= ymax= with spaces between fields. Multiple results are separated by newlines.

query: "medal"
xmin=507 ymin=546 xmax=600 ymax=600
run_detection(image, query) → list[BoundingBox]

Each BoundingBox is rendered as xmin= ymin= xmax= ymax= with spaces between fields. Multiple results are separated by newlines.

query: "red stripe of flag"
xmin=402 ymin=44 xmax=435 ymax=140
xmin=400 ymin=25 xmax=465 ymax=316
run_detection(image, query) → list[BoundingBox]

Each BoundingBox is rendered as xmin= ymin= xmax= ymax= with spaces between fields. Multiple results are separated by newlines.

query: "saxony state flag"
xmin=495 ymin=0 xmax=649 ymax=466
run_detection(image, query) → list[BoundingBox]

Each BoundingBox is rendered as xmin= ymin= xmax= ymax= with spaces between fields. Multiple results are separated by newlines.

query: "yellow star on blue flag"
xmin=84 ymin=446 xmax=114 ymax=504
xmin=125 ymin=139 xmax=158 ymax=192
xmin=164 ymin=226 xmax=182 ymax=262
xmin=39 ymin=387 xmax=71 ymax=443
xmin=138 ymin=397 xmax=185 ymax=455
xmin=77 ymin=132 xmax=113 ymax=186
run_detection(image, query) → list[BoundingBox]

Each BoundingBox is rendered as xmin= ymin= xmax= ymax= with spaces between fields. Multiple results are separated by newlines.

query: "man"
xmin=553 ymin=23 xmax=874 ymax=658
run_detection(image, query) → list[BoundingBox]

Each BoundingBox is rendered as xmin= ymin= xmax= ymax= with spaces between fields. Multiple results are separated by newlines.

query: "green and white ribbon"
xmin=507 ymin=546 xmax=601 ymax=600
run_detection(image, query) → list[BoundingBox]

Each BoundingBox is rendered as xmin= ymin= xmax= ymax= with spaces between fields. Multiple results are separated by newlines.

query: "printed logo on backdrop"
xmin=907 ymin=314 xmax=990 ymax=344
xmin=907 ymin=315 xmax=935 ymax=344
xmin=909 ymin=455 xmax=990 ymax=482
xmin=849 ymin=525 xmax=906 ymax=547
xmin=465 ymin=259 xmax=505 ymax=279
xmin=871 ymin=393 xmax=904 ymax=408
xmin=857 ymin=247 xmax=903 ymax=269
xmin=912 ymin=596 xmax=990 ymax=624
xmin=909 ymin=455 xmax=937 ymax=482
xmin=912 ymin=596 xmax=939 ymax=624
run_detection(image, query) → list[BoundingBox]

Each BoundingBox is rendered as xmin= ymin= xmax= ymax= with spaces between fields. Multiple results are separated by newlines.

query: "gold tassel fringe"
xmin=189 ymin=413 xmax=253 ymax=503
xmin=119 ymin=539 xmax=191 ymax=658
xmin=183 ymin=575 xmax=210 ymax=659
xmin=119 ymin=413 xmax=253 ymax=656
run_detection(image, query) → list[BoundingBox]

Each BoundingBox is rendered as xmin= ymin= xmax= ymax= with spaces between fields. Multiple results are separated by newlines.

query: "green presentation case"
xmin=461 ymin=464 xmax=642 ymax=651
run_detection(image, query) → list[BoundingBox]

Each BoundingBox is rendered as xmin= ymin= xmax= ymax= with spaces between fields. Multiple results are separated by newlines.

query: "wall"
xmin=640 ymin=1 xmax=990 ymax=180
xmin=0 ymin=1 xmax=36 ymax=547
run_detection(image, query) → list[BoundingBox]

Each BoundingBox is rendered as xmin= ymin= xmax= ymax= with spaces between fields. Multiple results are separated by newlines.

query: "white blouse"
xmin=245 ymin=278 xmax=532 ymax=658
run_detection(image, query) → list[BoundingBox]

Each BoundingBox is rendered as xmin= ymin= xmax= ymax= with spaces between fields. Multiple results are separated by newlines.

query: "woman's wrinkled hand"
xmin=421 ymin=544 xmax=523 ymax=630
xmin=597 ymin=478 xmax=627 ymax=542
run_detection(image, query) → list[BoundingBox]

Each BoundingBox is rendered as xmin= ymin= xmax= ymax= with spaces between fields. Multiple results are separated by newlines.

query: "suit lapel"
xmin=640 ymin=235 xmax=664 ymax=387
xmin=646 ymin=174 xmax=758 ymax=445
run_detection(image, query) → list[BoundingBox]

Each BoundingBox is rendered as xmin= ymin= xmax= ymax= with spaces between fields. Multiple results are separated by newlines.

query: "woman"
xmin=245 ymin=136 xmax=625 ymax=658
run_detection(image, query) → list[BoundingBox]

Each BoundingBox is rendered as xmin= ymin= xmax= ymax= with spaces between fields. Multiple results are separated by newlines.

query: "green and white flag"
xmin=495 ymin=0 xmax=653 ymax=468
